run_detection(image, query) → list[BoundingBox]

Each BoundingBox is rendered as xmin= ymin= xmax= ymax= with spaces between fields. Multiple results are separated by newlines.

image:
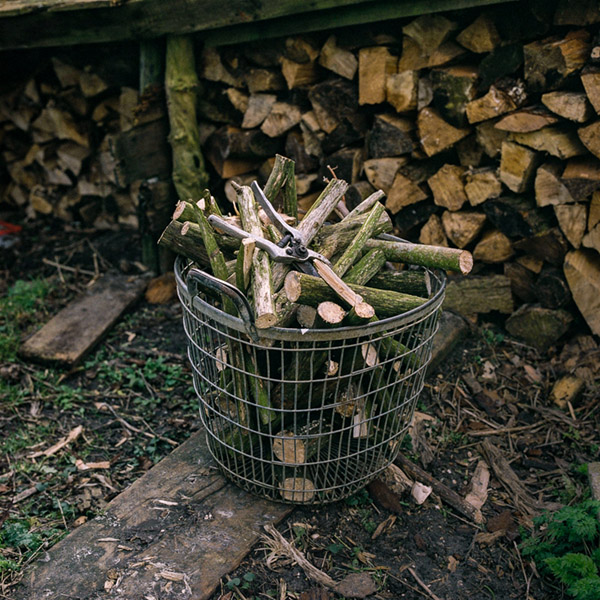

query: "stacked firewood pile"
xmin=0 ymin=56 xmax=152 ymax=228
xmin=192 ymin=2 xmax=600 ymax=346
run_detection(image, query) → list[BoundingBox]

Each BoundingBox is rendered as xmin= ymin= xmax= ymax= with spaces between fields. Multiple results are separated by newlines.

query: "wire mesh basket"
xmin=175 ymin=254 xmax=446 ymax=504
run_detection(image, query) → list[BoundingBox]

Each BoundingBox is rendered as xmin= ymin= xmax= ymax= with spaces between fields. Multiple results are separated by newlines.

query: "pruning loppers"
xmin=207 ymin=181 xmax=365 ymax=309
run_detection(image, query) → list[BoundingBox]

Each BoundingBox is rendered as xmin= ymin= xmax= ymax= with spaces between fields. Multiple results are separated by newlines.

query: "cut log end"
xmin=284 ymin=271 xmax=302 ymax=303
xmin=255 ymin=312 xmax=278 ymax=329
xmin=317 ymin=301 xmax=347 ymax=325
xmin=354 ymin=301 xmax=376 ymax=320
xmin=279 ymin=478 xmax=316 ymax=503
xmin=459 ymin=251 xmax=474 ymax=275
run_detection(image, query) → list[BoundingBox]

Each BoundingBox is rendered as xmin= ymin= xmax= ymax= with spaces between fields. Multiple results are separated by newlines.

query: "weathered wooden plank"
xmin=0 ymin=0 xmax=518 ymax=50
xmin=14 ymin=430 xmax=292 ymax=600
xmin=19 ymin=273 xmax=148 ymax=367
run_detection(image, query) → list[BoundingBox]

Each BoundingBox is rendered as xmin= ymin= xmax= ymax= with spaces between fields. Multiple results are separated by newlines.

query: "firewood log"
xmin=536 ymin=266 xmax=572 ymax=309
xmin=564 ymin=249 xmax=600 ymax=335
xmin=505 ymin=305 xmax=573 ymax=350
xmin=427 ymin=164 xmax=467 ymax=211
xmin=402 ymin=14 xmax=456 ymax=57
xmin=511 ymin=126 xmax=587 ymax=159
xmin=554 ymin=204 xmax=588 ymax=248
xmin=363 ymin=157 xmax=408 ymax=194
xmin=476 ymin=120 xmax=508 ymax=158
xmin=386 ymin=70 xmax=418 ymax=113
xmin=308 ymin=78 xmax=357 ymax=134
xmin=385 ymin=171 xmax=428 ymax=214
xmin=524 ymin=30 xmax=591 ymax=91
xmin=495 ymin=105 xmax=559 ymax=132
xmin=465 ymin=168 xmax=502 ymax=206
xmin=358 ymin=47 xmax=397 ymax=105
xmin=581 ymin=68 xmax=600 ymax=113
xmin=535 ymin=160 xmax=576 ymax=206
xmin=561 ymin=157 xmax=600 ymax=200
xmin=417 ymin=107 xmax=470 ymax=156
xmin=541 ymin=91 xmax=594 ymax=122
xmin=419 ymin=214 xmax=448 ymax=247
xmin=200 ymin=46 xmax=244 ymax=87
xmin=582 ymin=223 xmax=600 ymax=252
xmin=504 ymin=262 xmax=537 ymax=303
xmin=280 ymin=57 xmax=320 ymax=89
xmin=578 ymin=121 xmax=600 ymax=160
xmin=465 ymin=84 xmax=520 ymax=124
xmin=589 ymin=191 xmax=600 ymax=229
xmin=245 ymin=68 xmax=286 ymax=93
xmin=441 ymin=210 xmax=486 ymax=248
xmin=472 ymin=229 xmax=513 ymax=263
xmin=261 ymin=102 xmax=302 ymax=138
xmin=241 ymin=93 xmax=277 ymax=129
xmin=319 ymin=35 xmax=357 ymax=80
xmin=367 ymin=114 xmax=414 ymax=158
xmin=455 ymin=14 xmax=501 ymax=53
xmin=444 ymin=274 xmax=513 ymax=317
xmin=499 ymin=141 xmax=539 ymax=193
xmin=430 ymin=65 xmax=478 ymax=126
xmin=513 ymin=228 xmax=569 ymax=266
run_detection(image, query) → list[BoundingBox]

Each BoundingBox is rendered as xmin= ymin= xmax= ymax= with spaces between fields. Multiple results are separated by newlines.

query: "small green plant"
xmin=520 ymin=499 xmax=600 ymax=600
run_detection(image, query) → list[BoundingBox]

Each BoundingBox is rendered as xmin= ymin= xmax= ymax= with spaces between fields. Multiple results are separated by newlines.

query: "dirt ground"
xmin=1 ymin=218 xmax=599 ymax=600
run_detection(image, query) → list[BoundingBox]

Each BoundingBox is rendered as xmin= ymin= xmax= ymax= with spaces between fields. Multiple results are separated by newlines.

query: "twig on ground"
xmin=407 ymin=567 xmax=443 ymax=600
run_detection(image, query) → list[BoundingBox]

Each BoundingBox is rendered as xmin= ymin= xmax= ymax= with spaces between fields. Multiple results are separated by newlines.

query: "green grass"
xmin=0 ymin=278 xmax=51 ymax=361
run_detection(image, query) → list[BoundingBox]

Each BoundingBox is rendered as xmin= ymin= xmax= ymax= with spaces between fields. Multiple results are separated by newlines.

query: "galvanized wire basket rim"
xmin=174 ymin=254 xmax=446 ymax=342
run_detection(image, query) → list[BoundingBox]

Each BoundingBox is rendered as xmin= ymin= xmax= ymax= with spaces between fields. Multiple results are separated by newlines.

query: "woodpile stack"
xmin=0 ymin=55 xmax=162 ymax=228
xmin=190 ymin=1 xmax=600 ymax=345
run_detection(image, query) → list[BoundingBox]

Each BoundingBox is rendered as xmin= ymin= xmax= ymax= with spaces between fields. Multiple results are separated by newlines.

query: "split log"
xmin=504 ymin=262 xmax=537 ymax=303
xmin=280 ymin=57 xmax=319 ymax=89
xmin=535 ymin=160 xmax=576 ymax=206
xmin=472 ymin=229 xmax=513 ymax=263
xmin=241 ymin=93 xmax=277 ymax=128
xmin=385 ymin=171 xmax=428 ymax=214
xmin=476 ymin=120 xmax=508 ymax=158
xmin=417 ymin=107 xmax=470 ymax=156
xmin=456 ymin=134 xmax=484 ymax=167
xmin=261 ymin=102 xmax=302 ymax=138
xmin=319 ymin=35 xmax=357 ymax=80
xmin=363 ymin=157 xmax=408 ymax=193
xmin=455 ymin=14 xmax=501 ymax=53
xmin=561 ymin=157 xmax=600 ymax=200
xmin=427 ymin=164 xmax=467 ymax=211
xmin=358 ymin=47 xmax=398 ymax=105
xmin=444 ymin=275 xmax=513 ymax=317
xmin=206 ymin=125 xmax=281 ymax=163
xmin=563 ymin=249 xmax=600 ymax=335
xmin=235 ymin=238 xmax=255 ymax=292
xmin=234 ymin=183 xmax=277 ymax=328
xmin=499 ymin=141 xmax=539 ymax=193
xmin=284 ymin=272 xmax=426 ymax=318
xmin=590 ymin=191 xmax=600 ymax=229
xmin=536 ymin=266 xmax=572 ymax=309
xmin=524 ymin=30 xmax=591 ymax=92
xmin=554 ymin=204 xmax=587 ymax=248
xmin=321 ymin=147 xmax=363 ymax=184
xmin=505 ymin=305 xmax=573 ymax=351
xmin=465 ymin=168 xmax=501 ymax=206
xmin=510 ymin=126 xmax=587 ymax=159
xmin=367 ymin=114 xmax=414 ymax=158
xmin=541 ymin=91 xmax=594 ymax=122
xmin=483 ymin=197 xmax=549 ymax=239
xmin=419 ymin=214 xmax=448 ymax=247
xmin=165 ymin=36 xmax=209 ymax=200
xmin=581 ymin=68 xmax=600 ymax=113
xmin=495 ymin=105 xmax=559 ymax=132
xmin=402 ymin=14 xmax=456 ymax=57
xmin=514 ymin=228 xmax=569 ymax=267
xmin=308 ymin=78 xmax=357 ymax=134
xmin=364 ymin=238 xmax=472 ymax=274
xmin=441 ymin=210 xmax=486 ymax=248
xmin=344 ymin=181 xmax=376 ymax=210
xmin=245 ymin=68 xmax=286 ymax=94
xmin=578 ymin=121 xmax=600 ymax=160
xmin=465 ymin=85 xmax=519 ymax=124
xmin=430 ymin=65 xmax=478 ymax=126
xmin=386 ymin=70 xmax=419 ymax=113
xmin=583 ymin=223 xmax=600 ymax=252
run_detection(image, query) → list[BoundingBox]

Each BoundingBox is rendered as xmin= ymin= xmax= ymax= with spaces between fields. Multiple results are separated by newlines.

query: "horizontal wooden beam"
xmin=0 ymin=0 xmax=517 ymax=50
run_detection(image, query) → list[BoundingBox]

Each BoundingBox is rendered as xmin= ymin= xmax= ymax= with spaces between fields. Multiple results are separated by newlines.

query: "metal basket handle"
xmin=185 ymin=268 xmax=259 ymax=342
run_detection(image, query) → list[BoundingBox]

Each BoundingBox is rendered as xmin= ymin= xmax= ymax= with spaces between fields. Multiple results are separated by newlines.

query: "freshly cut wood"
xmin=473 ymin=229 xmax=513 ymax=263
xmin=427 ymin=164 xmax=466 ymax=211
xmin=417 ymin=107 xmax=470 ymax=156
xmin=358 ymin=47 xmax=398 ymax=105
xmin=541 ymin=91 xmax=594 ymax=122
xmin=364 ymin=238 xmax=472 ymax=274
xmin=368 ymin=114 xmax=414 ymax=158
xmin=589 ymin=191 xmax=600 ymax=229
xmin=550 ymin=375 xmax=585 ymax=410
xmin=578 ymin=121 xmax=600 ymax=160
xmin=524 ymin=31 xmax=591 ymax=91
xmin=476 ymin=120 xmax=508 ymax=158
xmin=386 ymin=70 xmax=418 ymax=113
xmin=419 ymin=214 xmax=448 ymax=247
xmin=511 ymin=126 xmax=587 ymax=159
xmin=444 ymin=275 xmax=513 ymax=316
xmin=273 ymin=423 xmax=320 ymax=465
xmin=386 ymin=172 xmax=427 ymax=214
xmin=166 ymin=36 xmax=209 ymax=200
xmin=281 ymin=57 xmax=319 ymax=89
xmin=441 ymin=210 xmax=486 ymax=248
xmin=456 ymin=14 xmax=500 ymax=53
xmin=279 ymin=477 xmax=316 ymax=503
xmin=235 ymin=184 xmax=277 ymax=328
xmin=581 ymin=69 xmax=600 ymax=113
xmin=561 ymin=157 xmax=600 ymax=200
xmin=582 ymin=223 xmax=600 ymax=252
xmin=564 ymin=249 xmax=600 ymax=335
xmin=465 ymin=85 xmax=518 ymax=124
xmin=315 ymin=301 xmax=347 ymax=327
xmin=284 ymin=272 xmax=425 ymax=318
xmin=555 ymin=204 xmax=587 ymax=248
xmin=319 ymin=35 xmax=357 ymax=80
xmin=465 ymin=168 xmax=501 ymax=206
xmin=500 ymin=141 xmax=539 ymax=193
xmin=363 ymin=157 xmax=408 ymax=193
xmin=429 ymin=65 xmax=478 ymax=126
xmin=242 ymin=93 xmax=277 ymax=129
xmin=20 ymin=273 xmax=148 ymax=366
xmin=535 ymin=161 xmax=576 ymax=206
xmin=495 ymin=106 xmax=559 ymax=132
xmin=506 ymin=305 xmax=573 ymax=350
xmin=260 ymin=102 xmax=301 ymax=138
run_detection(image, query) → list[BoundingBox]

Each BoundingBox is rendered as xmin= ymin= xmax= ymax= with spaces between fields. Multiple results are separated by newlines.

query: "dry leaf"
xmin=29 ymin=425 xmax=83 ymax=458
